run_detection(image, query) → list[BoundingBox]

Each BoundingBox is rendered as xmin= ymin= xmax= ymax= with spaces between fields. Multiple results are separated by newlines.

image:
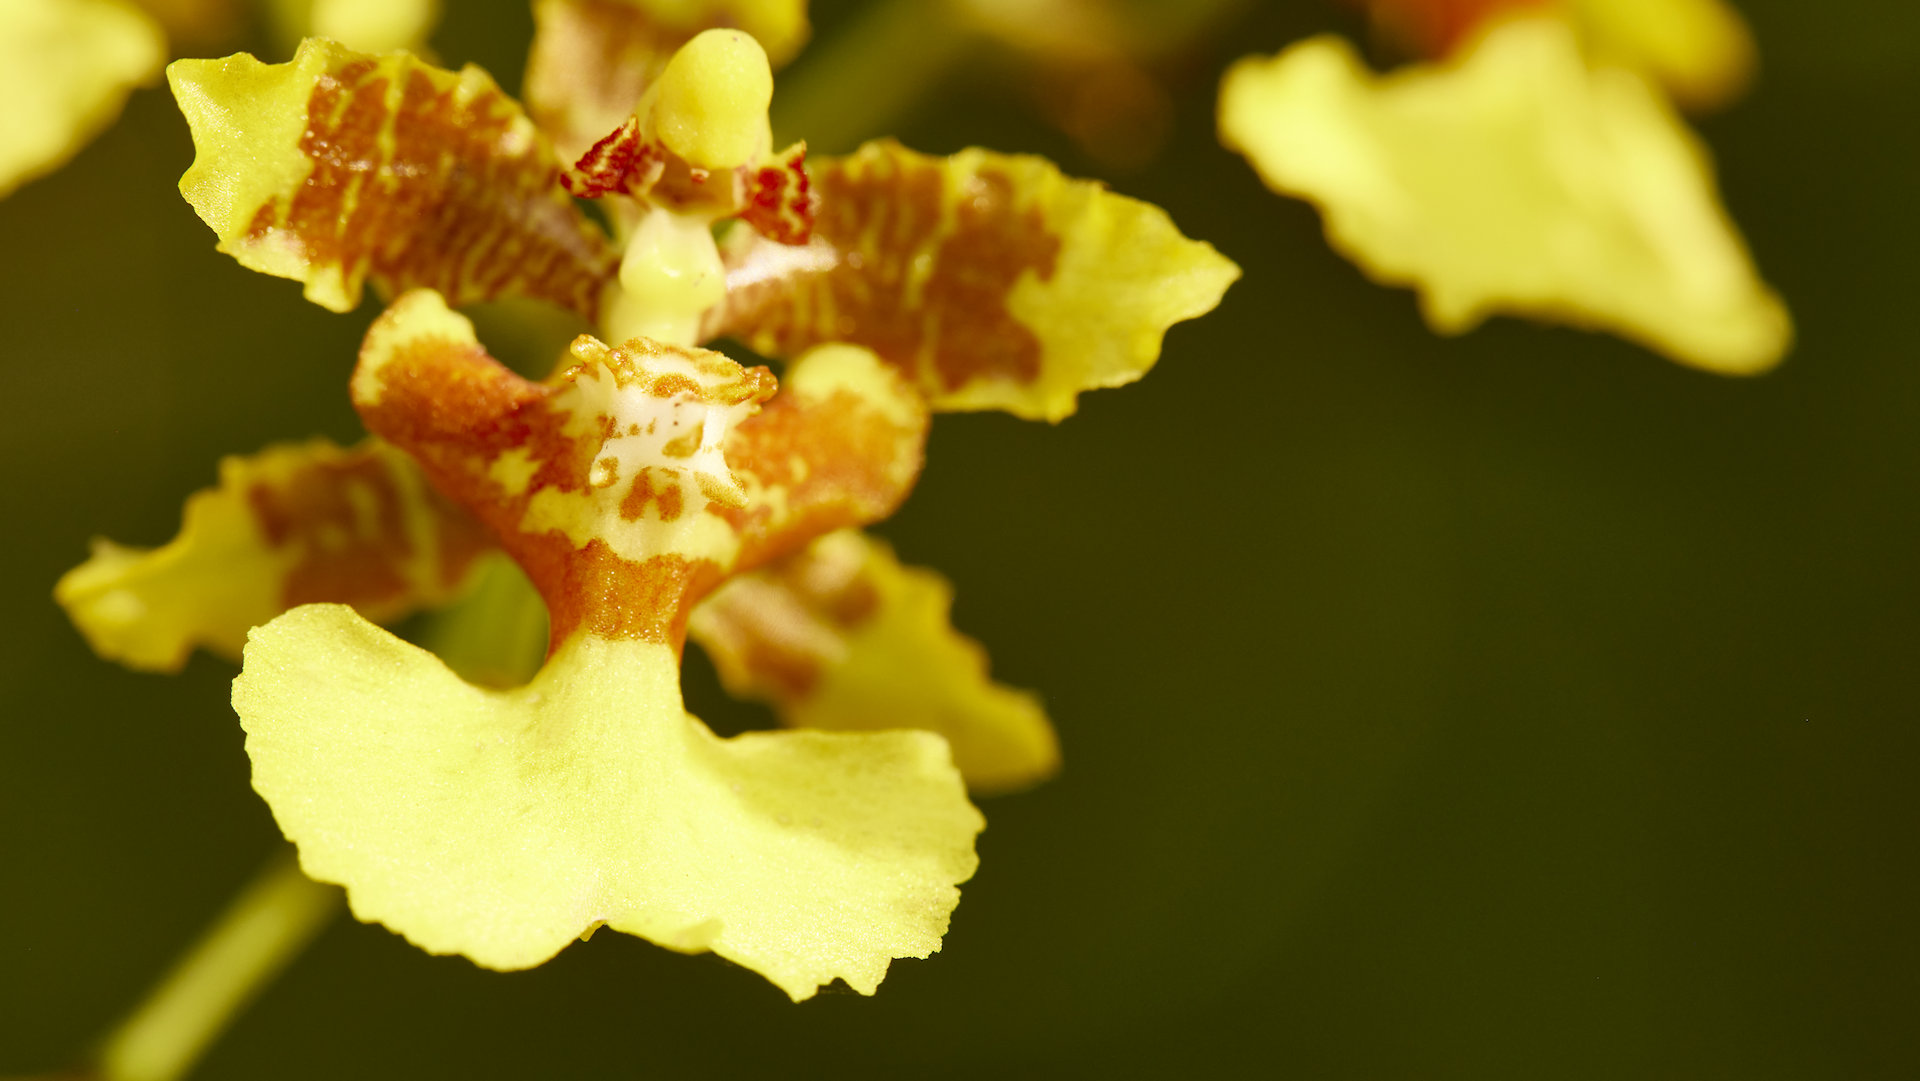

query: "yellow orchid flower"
xmin=1221 ymin=0 xmax=1788 ymax=373
xmin=239 ymin=288 xmax=976 ymax=999
xmin=57 ymin=19 xmax=1235 ymax=1004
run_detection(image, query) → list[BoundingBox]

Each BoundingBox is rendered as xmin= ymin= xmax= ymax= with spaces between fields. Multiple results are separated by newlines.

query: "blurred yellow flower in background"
xmin=1220 ymin=0 xmax=1789 ymax=373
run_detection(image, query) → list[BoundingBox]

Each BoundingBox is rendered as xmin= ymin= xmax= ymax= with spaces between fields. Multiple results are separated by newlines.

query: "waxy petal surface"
xmin=0 ymin=0 xmax=163 ymax=199
xmin=55 ymin=438 xmax=489 ymax=672
xmin=1219 ymin=16 xmax=1790 ymax=373
xmin=526 ymin=0 xmax=808 ymax=163
xmin=691 ymin=530 xmax=1059 ymax=794
xmin=707 ymin=139 xmax=1240 ymax=421
xmin=237 ymin=606 xmax=983 ymax=1000
xmin=354 ymin=290 xmax=926 ymax=648
xmin=168 ymin=39 xmax=616 ymax=316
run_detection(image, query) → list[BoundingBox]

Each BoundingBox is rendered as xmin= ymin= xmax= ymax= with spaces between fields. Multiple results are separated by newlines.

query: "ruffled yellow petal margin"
xmin=527 ymin=0 xmax=808 ymax=163
xmin=237 ymin=605 xmax=982 ymax=1000
xmin=708 ymin=138 xmax=1240 ymax=421
xmin=56 ymin=438 xmax=489 ymax=672
xmin=0 ymin=0 xmax=164 ymax=199
xmin=1219 ymin=15 xmax=1790 ymax=374
xmin=167 ymin=38 xmax=616 ymax=317
xmin=691 ymin=529 xmax=1060 ymax=795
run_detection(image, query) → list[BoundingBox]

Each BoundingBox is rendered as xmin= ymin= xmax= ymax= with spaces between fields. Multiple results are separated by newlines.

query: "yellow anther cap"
xmin=651 ymin=28 xmax=773 ymax=171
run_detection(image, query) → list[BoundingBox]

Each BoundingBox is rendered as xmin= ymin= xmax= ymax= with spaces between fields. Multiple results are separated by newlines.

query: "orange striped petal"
xmin=168 ymin=38 xmax=617 ymax=317
xmin=705 ymin=139 xmax=1239 ymax=421
xmin=690 ymin=529 xmax=1059 ymax=794
xmin=55 ymin=438 xmax=490 ymax=672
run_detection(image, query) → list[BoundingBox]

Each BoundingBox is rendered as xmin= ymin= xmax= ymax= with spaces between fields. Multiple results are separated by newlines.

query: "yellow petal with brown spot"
xmin=526 ymin=0 xmax=809 ymax=163
xmin=55 ymin=438 xmax=490 ymax=672
xmin=0 ymin=0 xmax=163 ymax=199
xmin=691 ymin=529 xmax=1059 ymax=795
xmin=1218 ymin=16 xmax=1790 ymax=374
xmin=237 ymin=604 xmax=982 ymax=1000
xmin=168 ymin=38 xmax=616 ymax=316
xmin=708 ymin=139 xmax=1240 ymax=421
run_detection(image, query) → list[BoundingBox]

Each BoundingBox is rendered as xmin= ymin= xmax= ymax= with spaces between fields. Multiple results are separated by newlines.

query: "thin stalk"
xmin=94 ymin=850 xmax=340 ymax=1081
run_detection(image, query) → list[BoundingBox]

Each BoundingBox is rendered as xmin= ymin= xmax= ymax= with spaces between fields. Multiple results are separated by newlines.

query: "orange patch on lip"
xmin=720 ymin=382 xmax=926 ymax=574
xmin=248 ymin=54 xmax=617 ymax=316
xmin=354 ymin=295 xmax=922 ymax=654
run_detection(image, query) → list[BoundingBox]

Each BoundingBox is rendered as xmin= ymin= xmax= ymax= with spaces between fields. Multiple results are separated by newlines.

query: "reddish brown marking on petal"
xmin=765 ymin=537 xmax=883 ymax=631
xmin=822 ymin=575 xmax=881 ymax=626
xmin=689 ymin=539 xmax=883 ymax=706
xmin=244 ymin=446 xmax=492 ymax=611
xmin=260 ymin=54 xmax=615 ymax=315
xmin=564 ymin=116 xmax=666 ymax=196
xmin=711 ymin=141 xmax=1062 ymax=395
xmin=719 ymin=384 xmax=927 ymax=575
xmin=739 ymin=144 xmax=814 ymax=245
xmin=694 ymin=579 xmax=826 ymax=699
xmin=512 ymin=533 xmax=714 ymax=646
xmin=619 ymin=467 xmax=687 ymax=522
xmin=726 ymin=636 xmax=822 ymax=698
xmin=1361 ymin=0 xmax=1555 ymax=55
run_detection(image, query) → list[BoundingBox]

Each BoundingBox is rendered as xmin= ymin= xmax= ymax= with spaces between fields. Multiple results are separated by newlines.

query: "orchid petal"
xmin=56 ymin=438 xmax=489 ymax=672
xmin=1219 ymin=16 xmax=1790 ymax=373
xmin=691 ymin=530 xmax=1058 ymax=795
xmin=236 ymin=605 xmax=982 ymax=1000
xmin=168 ymin=39 xmax=616 ymax=317
xmin=708 ymin=139 xmax=1239 ymax=421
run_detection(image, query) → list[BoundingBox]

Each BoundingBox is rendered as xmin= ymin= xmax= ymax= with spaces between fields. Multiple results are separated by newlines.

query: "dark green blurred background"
xmin=5 ymin=1 xmax=1917 ymax=1076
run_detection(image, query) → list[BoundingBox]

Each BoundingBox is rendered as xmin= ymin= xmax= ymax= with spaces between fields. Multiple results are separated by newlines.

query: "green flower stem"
xmin=772 ymin=0 xmax=984 ymax=153
xmin=96 ymin=850 xmax=341 ymax=1081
